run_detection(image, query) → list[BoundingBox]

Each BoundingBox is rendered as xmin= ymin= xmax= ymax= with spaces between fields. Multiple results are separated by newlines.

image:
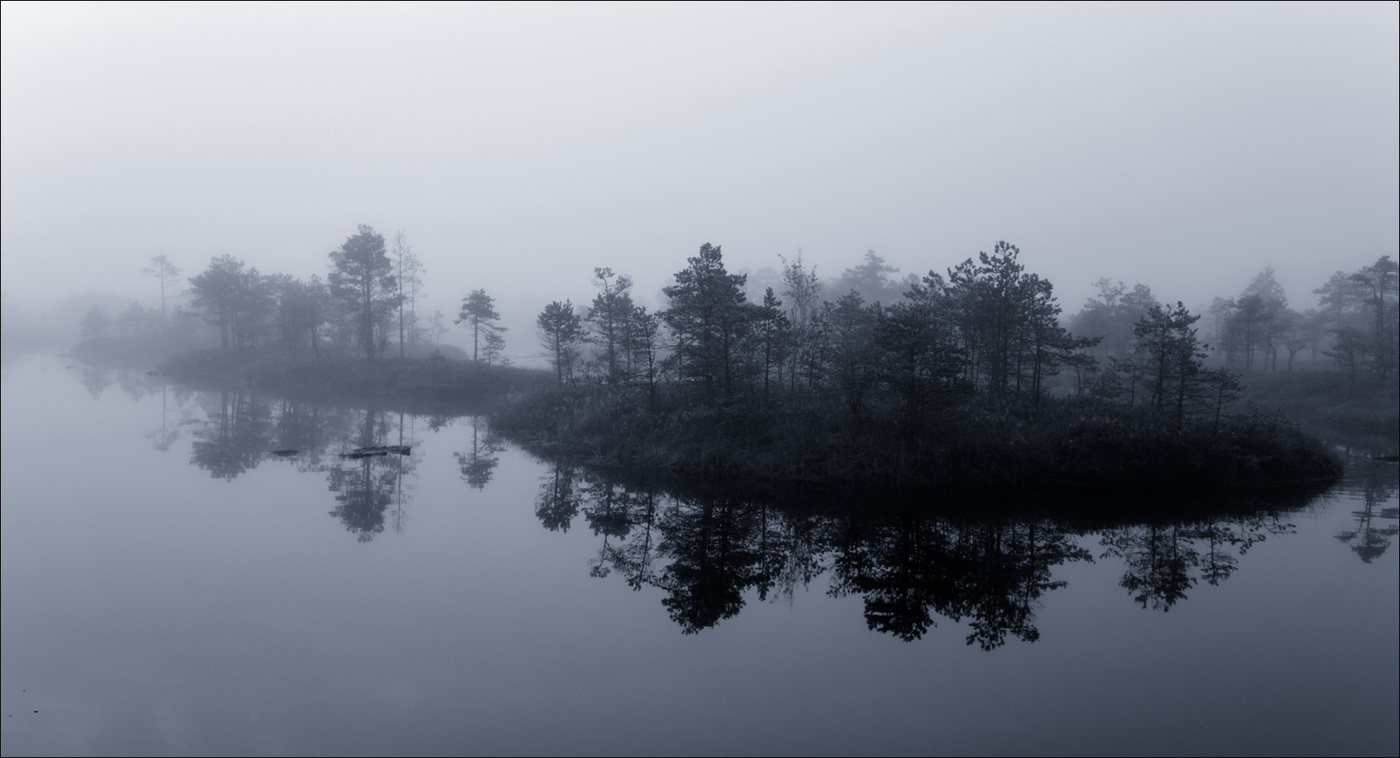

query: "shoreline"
xmin=75 ymin=346 xmax=1352 ymax=496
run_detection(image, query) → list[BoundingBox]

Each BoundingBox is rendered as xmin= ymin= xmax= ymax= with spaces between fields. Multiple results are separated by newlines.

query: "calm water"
xmin=2 ymin=354 xmax=1396 ymax=756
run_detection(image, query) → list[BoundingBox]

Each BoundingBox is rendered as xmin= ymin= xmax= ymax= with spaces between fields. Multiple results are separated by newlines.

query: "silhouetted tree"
xmin=946 ymin=242 xmax=1038 ymax=397
xmin=1350 ymin=255 xmax=1399 ymax=378
xmin=820 ymin=291 xmax=880 ymax=423
xmin=587 ymin=268 xmax=635 ymax=385
xmin=328 ymin=225 xmax=398 ymax=362
xmin=1133 ymin=302 xmax=1207 ymax=427
xmin=537 ymin=300 xmax=584 ymax=385
xmin=754 ymin=288 xmax=790 ymax=405
xmin=877 ymin=274 xmax=965 ymax=434
xmin=780 ymin=250 xmax=824 ymax=394
xmin=482 ymin=330 xmax=507 ymax=366
xmin=456 ymin=288 xmax=503 ymax=363
xmin=662 ymin=243 xmax=756 ymax=405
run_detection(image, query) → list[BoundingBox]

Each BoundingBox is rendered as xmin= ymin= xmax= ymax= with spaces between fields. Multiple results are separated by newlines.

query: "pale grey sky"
xmin=3 ymin=2 xmax=1397 ymax=330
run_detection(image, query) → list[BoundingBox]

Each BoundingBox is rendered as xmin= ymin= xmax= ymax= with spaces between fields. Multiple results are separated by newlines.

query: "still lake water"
xmin=2 ymin=353 xmax=1396 ymax=756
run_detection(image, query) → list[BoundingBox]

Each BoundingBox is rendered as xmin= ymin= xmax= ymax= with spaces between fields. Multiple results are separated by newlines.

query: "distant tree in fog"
xmin=390 ymin=231 xmax=424 ymax=358
xmin=779 ymin=250 xmax=822 ymax=393
xmin=427 ymin=309 xmax=448 ymax=345
xmin=831 ymin=250 xmax=909 ymax=305
xmin=276 ymin=276 xmax=331 ymax=357
xmin=80 ymin=306 xmax=110 ymax=341
xmin=1347 ymin=256 xmax=1399 ymax=379
xmin=627 ymin=305 xmax=664 ymax=406
xmin=328 ymin=225 xmax=399 ymax=362
xmin=142 ymin=255 xmax=181 ymax=323
xmin=587 ymin=268 xmax=635 ymax=385
xmin=456 ymin=288 xmax=504 ymax=363
xmin=189 ymin=255 xmax=274 ymax=351
xmin=482 ymin=330 xmax=507 ymax=366
xmin=1070 ymin=279 xmax=1158 ymax=361
xmin=537 ymin=300 xmax=583 ymax=385
xmin=1212 ymin=266 xmax=1289 ymax=373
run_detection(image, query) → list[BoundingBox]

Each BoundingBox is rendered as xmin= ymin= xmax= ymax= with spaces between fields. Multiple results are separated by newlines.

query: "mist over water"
xmin=3 ymin=355 xmax=1396 ymax=755
xmin=3 ymin=5 xmax=1398 ymax=755
xmin=2 ymin=4 xmax=1397 ymax=345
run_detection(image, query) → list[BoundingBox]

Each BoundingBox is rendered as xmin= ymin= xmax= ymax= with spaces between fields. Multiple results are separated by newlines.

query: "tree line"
xmin=104 ymin=226 xmax=500 ymax=364
xmin=529 ymin=244 xmax=1395 ymax=426
xmin=180 ymin=226 xmax=445 ymax=361
xmin=533 ymin=243 xmax=1208 ymax=429
xmin=79 ymin=230 xmax=1396 ymax=423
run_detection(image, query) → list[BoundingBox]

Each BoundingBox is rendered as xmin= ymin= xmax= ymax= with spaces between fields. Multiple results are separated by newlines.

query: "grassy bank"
xmin=161 ymin=348 xmax=554 ymax=406
xmin=1238 ymin=370 xmax=1399 ymax=450
xmin=492 ymin=386 xmax=1342 ymax=493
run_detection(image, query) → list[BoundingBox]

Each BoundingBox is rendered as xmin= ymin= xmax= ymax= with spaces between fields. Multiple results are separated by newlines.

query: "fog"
xmin=3 ymin=3 xmax=1396 ymax=352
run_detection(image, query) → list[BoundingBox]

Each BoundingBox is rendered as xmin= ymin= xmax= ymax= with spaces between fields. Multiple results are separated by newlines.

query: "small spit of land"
xmin=57 ymin=236 xmax=1399 ymax=497
xmin=158 ymin=346 xmax=551 ymax=410
xmin=490 ymin=385 xmax=1344 ymax=493
xmin=136 ymin=344 xmax=1358 ymax=496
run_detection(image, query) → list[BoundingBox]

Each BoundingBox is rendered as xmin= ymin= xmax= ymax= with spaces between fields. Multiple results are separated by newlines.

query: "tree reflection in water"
xmin=327 ymin=409 xmax=397 ymax=541
xmin=183 ymin=390 xmax=420 ymax=541
xmin=455 ymin=416 xmax=502 ymax=489
xmin=536 ymin=461 xmax=581 ymax=532
xmin=542 ymin=469 xmax=1311 ymax=646
xmin=830 ymin=512 xmax=1091 ymax=647
xmin=190 ymin=390 xmax=274 ymax=480
xmin=1335 ymin=453 xmax=1400 ymax=563
xmin=166 ymin=389 xmax=1354 ymax=641
xmin=657 ymin=492 xmax=767 ymax=633
xmin=144 ymin=381 xmax=190 ymax=452
xmin=1100 ymin=513 xmax=1296 ymax=611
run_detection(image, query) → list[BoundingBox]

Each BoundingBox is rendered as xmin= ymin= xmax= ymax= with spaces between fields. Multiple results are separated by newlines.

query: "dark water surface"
xmin=3 ymin=354 xmax=1396 ymax=756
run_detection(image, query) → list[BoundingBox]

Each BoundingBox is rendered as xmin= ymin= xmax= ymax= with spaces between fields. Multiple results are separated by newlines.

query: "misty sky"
xmin=3 ymin=2 xmax=1396 ymax=334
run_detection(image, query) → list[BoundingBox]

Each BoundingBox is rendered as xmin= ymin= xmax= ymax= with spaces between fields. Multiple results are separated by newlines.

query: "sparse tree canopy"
xmin=587 ymin=268 xmax=635 ymax=385
xmin=537 ymin=300 xmax=583 ymax=385
xmin=390 ymin=231 xmax=417 ymax=358
xmin=143 ymin=254 xmax=181 ymax=322
xmin=1133 ymin=301 xmax=1207 ymax=427
xmin=457 ymin=288 xmax=504 ymax=362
